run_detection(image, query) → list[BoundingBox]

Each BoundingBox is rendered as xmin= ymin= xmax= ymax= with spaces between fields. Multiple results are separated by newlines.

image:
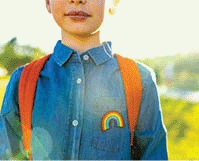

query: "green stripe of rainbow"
xmin=102 ymin=111 xmax=124 ymax=131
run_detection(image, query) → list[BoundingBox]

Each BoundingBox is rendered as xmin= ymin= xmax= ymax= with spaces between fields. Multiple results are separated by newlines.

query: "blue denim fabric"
xmin=0 ymin=40 xmax=168 ymax=160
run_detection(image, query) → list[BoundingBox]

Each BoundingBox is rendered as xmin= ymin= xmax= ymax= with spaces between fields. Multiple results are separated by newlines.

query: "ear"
xmin=46 ymin=0 xmax=52 ymax=14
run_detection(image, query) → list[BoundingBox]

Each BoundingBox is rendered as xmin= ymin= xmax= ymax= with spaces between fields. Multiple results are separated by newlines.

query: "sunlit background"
xmin=0 ymin=0 xmax=199 ymax=160
xmin=1 ymin=0 xmax=199 ymax=58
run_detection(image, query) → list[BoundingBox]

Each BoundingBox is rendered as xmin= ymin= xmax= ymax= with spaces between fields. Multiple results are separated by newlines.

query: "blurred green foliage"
xmin=0 ymin=76 xmax=9 ymax=107
xmin=160 ymin=97 xmax=199 ymax=160
xmin=0 ymin=37 xmax=46 ymax=75
xmin=137 ymin=53 xmax=199 ymax=91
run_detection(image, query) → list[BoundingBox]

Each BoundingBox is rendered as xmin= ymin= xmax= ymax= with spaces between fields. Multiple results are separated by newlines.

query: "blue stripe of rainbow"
xmin=102 ymin=111 xmax=124 ymax=131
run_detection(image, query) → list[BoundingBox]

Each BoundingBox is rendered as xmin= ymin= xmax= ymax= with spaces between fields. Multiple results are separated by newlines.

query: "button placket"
xmin=71 ymin=63 xmax=85 ymax=159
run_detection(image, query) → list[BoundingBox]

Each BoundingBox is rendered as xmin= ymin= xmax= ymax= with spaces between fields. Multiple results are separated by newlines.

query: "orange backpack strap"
xmin=115 ymin=54 xmax=142 ymax=147
xmin=18 ymin=54 xmax=51 ymax=160
xmin=18 ymin=53 xmax=141 ymax=159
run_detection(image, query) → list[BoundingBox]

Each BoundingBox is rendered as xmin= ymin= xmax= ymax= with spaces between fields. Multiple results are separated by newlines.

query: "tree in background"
xmin=0 ymin=37 xmax=20 ymax=75
xmin=0 ymin=37 xmax=45 ymax=75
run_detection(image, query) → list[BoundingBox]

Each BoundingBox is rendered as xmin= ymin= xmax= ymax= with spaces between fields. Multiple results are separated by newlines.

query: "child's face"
xmin=46 ymin=0 xmax=110 ymax=36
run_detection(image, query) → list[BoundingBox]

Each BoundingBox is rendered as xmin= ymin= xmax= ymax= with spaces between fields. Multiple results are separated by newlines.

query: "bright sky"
xmin=1 ymin=0 xmax=199 ymax=59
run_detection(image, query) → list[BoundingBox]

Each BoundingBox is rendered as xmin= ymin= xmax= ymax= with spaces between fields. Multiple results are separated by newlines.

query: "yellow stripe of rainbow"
xmin=102 ymin=111 xmax=124 ymax=131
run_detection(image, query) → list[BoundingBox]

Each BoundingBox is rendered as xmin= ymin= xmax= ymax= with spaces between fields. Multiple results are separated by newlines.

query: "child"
xmin=0 ymin=0 xmax=168 ymax=160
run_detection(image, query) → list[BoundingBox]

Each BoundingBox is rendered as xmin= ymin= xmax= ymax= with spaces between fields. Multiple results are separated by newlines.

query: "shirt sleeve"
xmin=132 ymin=66 xmax=168 ymax=160
xmin=0 ymin=67 xmax=27 ymax=160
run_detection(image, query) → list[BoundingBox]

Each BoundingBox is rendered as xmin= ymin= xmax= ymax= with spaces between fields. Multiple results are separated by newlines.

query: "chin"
xmin=72 ymin=31 xmax=99 ymax=38
xmin=63 ymin=27 xmax=100 ymax=37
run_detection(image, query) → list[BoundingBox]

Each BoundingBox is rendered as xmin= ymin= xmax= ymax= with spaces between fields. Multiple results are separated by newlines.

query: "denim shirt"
xmin=0 ymin=40 xmax=168 ymax=160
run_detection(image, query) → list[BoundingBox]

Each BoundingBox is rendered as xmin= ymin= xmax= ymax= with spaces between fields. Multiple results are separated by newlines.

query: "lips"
xmin=65 ymin=11 xmax=91 ymax=21
xmin=65 ymin=11 xmax=91 ymax=17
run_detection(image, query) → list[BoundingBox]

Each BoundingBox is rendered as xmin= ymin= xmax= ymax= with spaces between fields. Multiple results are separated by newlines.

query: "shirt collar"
xmin=52 ymin=40 xmax=74 ymax=67
xmin=52 ymin=40 xmax=113 ymax=66
xmin=87 ymin=41 xmax=113 ymax=65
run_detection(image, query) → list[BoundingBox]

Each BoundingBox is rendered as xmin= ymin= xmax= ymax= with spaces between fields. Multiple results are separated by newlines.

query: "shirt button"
xmin=77 ymin=78 xmax=82 ymax=84
xmin=83 ymin=54 xmax=89 ymax=61
xmin=72 ymin=120 xmax=78 ymax=126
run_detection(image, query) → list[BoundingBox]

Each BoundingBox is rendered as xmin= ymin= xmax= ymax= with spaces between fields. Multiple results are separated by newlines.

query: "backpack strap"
xmin=115 ymin=54 xmax=142 ymax=147
xmin=18 ymin=53 xmax=142 ymax=159
xmin=18 ymin=54 xmax=51 ymax=160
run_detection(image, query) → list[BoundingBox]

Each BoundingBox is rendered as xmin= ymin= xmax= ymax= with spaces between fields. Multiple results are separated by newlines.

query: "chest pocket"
xmin=90 ymin=97 xmax=127 ymax=153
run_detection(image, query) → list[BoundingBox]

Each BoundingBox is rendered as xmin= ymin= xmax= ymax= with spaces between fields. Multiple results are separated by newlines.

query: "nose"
xmin=70 ymin=0 xmax=86 ymax=5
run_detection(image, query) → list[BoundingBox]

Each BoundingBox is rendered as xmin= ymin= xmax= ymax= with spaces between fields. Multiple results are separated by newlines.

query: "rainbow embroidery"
xmin=102 ymin=111 xmax=125 ymax=132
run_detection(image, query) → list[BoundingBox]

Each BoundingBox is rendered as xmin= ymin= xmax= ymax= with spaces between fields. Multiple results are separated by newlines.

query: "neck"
xmin=61 ymin=31 xmax=101 ymax=54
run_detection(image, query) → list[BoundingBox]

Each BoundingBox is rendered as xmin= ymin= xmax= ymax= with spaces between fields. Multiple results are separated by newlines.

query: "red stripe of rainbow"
xmin=102 ymin=111 xmax=124 ymax=131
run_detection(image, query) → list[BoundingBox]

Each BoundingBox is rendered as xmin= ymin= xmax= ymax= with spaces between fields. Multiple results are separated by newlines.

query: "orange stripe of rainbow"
xmin=102 ymin=111 xmax=124 ymax=131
